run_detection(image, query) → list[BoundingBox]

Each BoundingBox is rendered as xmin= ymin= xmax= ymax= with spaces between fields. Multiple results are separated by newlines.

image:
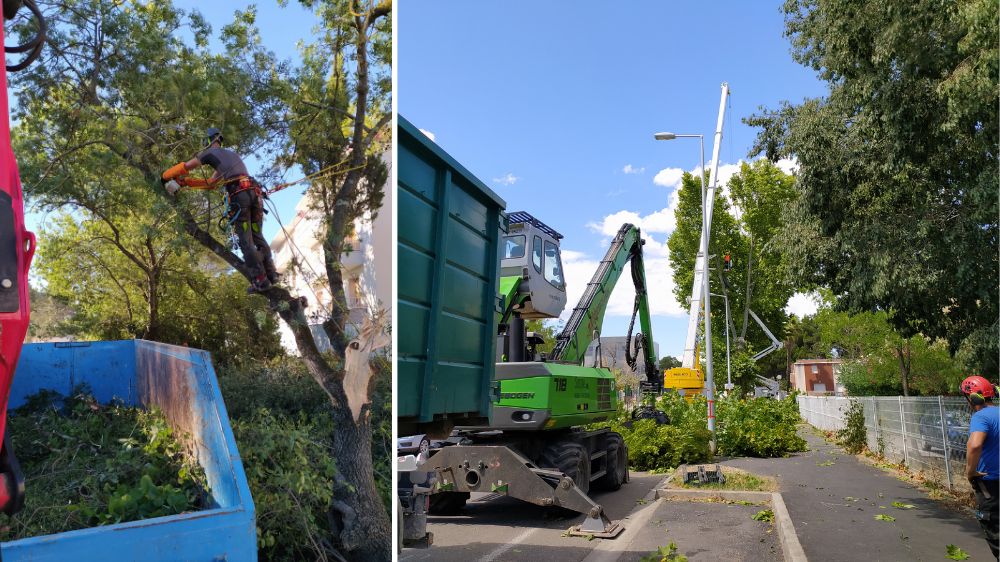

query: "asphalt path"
xmin=401 ymin=471 xmax=780 ymax=562
xmin=400 ymin=472 xmax=665 ymax=562
xmin=720 ymin=425 xmax=994 ymax=562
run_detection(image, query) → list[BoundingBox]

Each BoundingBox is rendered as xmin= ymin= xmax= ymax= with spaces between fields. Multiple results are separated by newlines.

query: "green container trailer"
xmin=397 ymin=115 xmax=506 ymax=436
xmin=398 ymin=118 xmax=631 ymax=546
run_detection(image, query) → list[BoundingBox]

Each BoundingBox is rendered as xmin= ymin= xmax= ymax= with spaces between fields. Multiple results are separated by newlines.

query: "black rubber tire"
xmin=427 ymin=491 xmax=469 ymax=515
xmin=595 ymin=432 xmax=627 ymax=491
xmin=539 ymin=440 xmax=590 ymax=495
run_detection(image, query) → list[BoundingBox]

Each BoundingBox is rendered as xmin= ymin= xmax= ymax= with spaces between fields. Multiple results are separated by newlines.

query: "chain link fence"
xmin=798 ymin=395 xmax=972 ymax=492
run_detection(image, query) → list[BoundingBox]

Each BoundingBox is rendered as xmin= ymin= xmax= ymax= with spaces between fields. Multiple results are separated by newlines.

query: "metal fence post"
xmin=899 ymin=396 xmax=907 ymax=465
xmin=938 ymin=395 xmax=953 ymax=490
xmin=871 ymin=397 xmax=879 ymax=452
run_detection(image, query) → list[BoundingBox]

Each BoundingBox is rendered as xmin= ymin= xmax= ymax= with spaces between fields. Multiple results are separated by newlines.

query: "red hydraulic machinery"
xmin=0 ymin=0 xmax=45 ymax=515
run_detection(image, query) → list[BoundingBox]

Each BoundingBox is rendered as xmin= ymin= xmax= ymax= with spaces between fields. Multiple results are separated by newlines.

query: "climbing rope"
xmin=263 ymin=195 xmax=368 ymax=335
xmin=264 ymin=158 xmax=365 ymax=196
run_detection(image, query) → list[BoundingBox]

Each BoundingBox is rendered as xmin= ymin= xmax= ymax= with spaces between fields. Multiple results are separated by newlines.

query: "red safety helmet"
xmin=960 ymin=375 xmax=996 ymax=404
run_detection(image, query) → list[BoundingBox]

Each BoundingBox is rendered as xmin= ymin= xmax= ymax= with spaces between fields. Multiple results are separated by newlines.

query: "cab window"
xmin=532 ymin=236 xmax=542 ymax=273
xmin=543 ymin=240 xmax=564 ymax=289
xmin=503 ymin=235 xmax=526 ymax=259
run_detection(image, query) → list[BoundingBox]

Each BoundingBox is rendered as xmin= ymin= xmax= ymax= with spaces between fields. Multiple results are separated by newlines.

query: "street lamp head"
xmin=654 ymin=132 xmax=676 ymax=141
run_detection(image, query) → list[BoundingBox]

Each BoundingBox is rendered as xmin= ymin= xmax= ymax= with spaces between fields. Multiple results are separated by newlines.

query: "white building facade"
xmin=269 ymin=152 xmax=392 ymax=353
xmin=583 ymin=336 xmax=661 ymax=377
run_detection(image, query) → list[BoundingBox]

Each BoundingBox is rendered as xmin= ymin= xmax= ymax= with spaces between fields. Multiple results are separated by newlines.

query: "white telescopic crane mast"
xmin=680 ymin=83 xmax=730 ymax=373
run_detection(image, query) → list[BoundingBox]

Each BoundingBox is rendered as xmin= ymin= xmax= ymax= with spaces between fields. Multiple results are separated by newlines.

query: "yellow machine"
xmin=662 ymin=345 xmax=705 ymax=400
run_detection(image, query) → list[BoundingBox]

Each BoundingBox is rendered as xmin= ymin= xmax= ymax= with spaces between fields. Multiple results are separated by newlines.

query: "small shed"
xmin=791 ymin=359 xmax=845 ymax=395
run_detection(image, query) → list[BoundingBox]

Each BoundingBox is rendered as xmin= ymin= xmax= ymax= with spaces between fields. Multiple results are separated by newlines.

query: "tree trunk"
xmin=170 ymin=200 xmax=390 ymax=560
xmin=897 ymin=341 xmax=911 ymax=397
xmin=145 ymin=273 xmax=159 ymax=340
xmin=328 ymin=402 xmax=389 ymax=561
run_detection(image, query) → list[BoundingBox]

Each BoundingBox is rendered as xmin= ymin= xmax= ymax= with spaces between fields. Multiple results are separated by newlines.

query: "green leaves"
xmin=666 ymin=161 xmax=799 ymax=390
xmin=945 ymin=544 xmax=970 ymax=560
xmin=749 ymin=0 xmax=999 ymax=373
xmin=837 ymin=399 xmax=867 ymax=453
xmin=2 ymin=389 xmax=206 ymax=540
xmin=715 ymin=395 xmax=808 ymax=458
xmin=639 ymin=541 xmax=688 ymax=562
xmin=752 ymin=509 xmax=774 ymax=523
xmin=609 ymin=394 xmax=807 ymax=472
xmin=891 ymin=501 xmax=915 ymax=509
xmin=874 ymin=514 xmax=896 ymax=522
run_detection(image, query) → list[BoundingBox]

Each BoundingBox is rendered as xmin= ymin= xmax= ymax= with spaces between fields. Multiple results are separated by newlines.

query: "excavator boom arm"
xmin=551 ymin=224 xmax=659 ymax=384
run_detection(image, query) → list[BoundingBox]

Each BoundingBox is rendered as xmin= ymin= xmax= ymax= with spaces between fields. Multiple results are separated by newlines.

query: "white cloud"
xmin=493 ymin=173 xmax=519 ymax=186
xmin=785 ymin=291 xmax=820 ymax=318
xmin=418 ymin=128 xmax=436 ymax=142
xmin=775 ymin=157 xmax=799 ymax=175
xmin=623 ymin=164 xmax=645 ymax=175
xmin=559 ymin=246 xmax=686 ymax=322
xmin=653 ymin=167 xmax=684 ymax=189
xmin=714 ymin=161 xmax=742 ymax=190
xmin=588 ymin=182 xmax=682 ymax=237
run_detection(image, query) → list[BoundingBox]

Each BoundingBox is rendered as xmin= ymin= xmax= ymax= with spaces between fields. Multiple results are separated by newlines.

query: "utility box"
xmin=2 ymin=340 xmax=256 ymax=562
xmin=397 ymin=115 xmax=506 ymax=436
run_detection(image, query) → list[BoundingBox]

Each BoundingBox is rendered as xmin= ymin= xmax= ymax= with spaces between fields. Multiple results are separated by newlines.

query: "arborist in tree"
xmin=161 ymin=128 xmax=278 ymax=292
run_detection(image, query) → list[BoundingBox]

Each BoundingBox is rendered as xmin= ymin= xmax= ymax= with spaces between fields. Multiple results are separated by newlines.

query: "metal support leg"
xmin=423 ymin=445 xmax=625 ymax=538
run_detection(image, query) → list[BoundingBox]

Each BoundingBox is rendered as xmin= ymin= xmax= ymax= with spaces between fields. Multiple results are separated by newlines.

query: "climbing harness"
xmin=216 ymin=176 xmax=263 ymax=254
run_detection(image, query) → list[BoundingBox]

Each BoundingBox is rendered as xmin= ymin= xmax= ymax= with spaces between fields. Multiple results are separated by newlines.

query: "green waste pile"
xmin=606 ymin=393 xmax=807 ymax=472
xmin=0 ymin=390 xmax=207 ymax=541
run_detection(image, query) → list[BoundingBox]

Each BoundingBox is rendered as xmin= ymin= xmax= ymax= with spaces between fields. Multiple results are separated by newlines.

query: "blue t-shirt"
xmin=969 ymin=406 xmax=999 ymax=480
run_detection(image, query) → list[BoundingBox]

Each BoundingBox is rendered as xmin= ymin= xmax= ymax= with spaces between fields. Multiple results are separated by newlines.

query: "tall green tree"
xmin=11 ymin=1 xmax=392 ymax=559
xmin=277 ymin=1 xmax=392 ymax=557
xmin=34 ymin=213 xmax=283 ymax=364
xmin=746 ymin=0 xmax=998 ymax=373
xmin=666 ymin=161 xmax=798 ymax=380
xmin=658 ymin=355 xmax=681 ymax=371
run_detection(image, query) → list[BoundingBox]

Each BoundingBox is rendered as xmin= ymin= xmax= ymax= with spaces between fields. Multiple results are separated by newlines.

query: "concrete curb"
xmin=655 ymin=488 xmax=772 ymax=503
xmin=654 ymin=488 xmax=808 ymax=562
xmin=771 ymin=492 xmax=808 ymax=562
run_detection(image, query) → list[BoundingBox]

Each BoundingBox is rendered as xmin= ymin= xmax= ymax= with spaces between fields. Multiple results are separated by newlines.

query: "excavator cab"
xmin=500 ymin=211 xmax=567 ymax=319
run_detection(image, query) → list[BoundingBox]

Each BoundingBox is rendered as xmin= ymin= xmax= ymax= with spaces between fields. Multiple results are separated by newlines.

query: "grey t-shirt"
xmin=197 ymin=147 xmax=249 ymax=180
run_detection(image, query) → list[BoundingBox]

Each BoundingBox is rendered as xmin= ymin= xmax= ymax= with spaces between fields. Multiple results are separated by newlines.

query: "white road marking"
xmin=479 ymin=527 xmax=539 ymax=562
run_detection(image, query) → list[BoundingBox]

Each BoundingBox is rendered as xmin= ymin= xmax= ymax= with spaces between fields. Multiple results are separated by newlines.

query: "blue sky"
xmin=399 ymin=0 xmax=829 ymax=360
xmin=19 ymin=1 xmax=318 ymax=243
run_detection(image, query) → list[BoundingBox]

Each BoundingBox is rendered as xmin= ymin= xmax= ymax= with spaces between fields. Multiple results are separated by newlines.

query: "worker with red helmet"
xmin=960 ymin=375 xmax=998 ymax=557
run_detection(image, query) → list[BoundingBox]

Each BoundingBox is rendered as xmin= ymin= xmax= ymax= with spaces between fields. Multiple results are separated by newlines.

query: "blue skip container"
xmin=1 ymin=340 xmax=256 ymax=561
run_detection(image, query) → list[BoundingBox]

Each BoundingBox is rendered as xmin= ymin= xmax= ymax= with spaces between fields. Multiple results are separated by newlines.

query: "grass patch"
xmin=674 ymin=466 xmax=777 ymax=492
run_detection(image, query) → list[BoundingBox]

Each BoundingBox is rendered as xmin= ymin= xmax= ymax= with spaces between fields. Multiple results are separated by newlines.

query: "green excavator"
xmin=418 ymin=211 xmax=660 ymax=537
